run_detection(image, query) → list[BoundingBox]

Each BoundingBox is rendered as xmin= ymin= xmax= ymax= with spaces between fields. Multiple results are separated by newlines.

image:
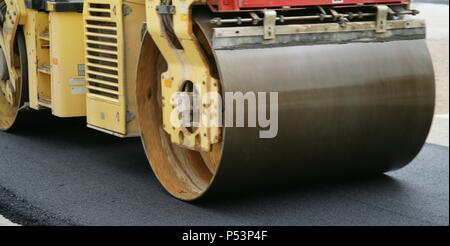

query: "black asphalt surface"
xmin=0 ymin=111 xmax=448 ymax=226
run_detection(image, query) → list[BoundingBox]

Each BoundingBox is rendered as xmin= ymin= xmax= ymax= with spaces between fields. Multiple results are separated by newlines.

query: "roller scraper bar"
xmin=208 ymin=0 xmax=409 ymax=12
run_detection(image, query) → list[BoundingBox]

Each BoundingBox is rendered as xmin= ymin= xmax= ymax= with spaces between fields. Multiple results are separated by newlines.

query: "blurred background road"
xmin=0 ymin=1 xmax=448 ymax=226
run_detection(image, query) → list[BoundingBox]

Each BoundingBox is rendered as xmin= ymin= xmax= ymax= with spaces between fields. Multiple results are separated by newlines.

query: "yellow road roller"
xmin=0 ymin=0 xmax=434 ymax=200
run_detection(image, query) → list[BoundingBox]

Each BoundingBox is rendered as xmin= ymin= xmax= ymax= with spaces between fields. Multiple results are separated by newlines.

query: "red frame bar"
xmin=209 ymin=0 xmax=409 ymax=12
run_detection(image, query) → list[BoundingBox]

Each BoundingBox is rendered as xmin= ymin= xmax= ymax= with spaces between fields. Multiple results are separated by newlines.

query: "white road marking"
xmin=435 ymin=114 xmax=449 ymax=119
xmin=426 ymin=114 xmax=449 ymax=147
xmin=0 ymin=215 xmax=19 ymax=226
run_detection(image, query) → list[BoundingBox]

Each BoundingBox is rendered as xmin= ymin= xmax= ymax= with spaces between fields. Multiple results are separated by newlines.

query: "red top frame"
xmin=208 ymin=0 xmax=409 ymax=12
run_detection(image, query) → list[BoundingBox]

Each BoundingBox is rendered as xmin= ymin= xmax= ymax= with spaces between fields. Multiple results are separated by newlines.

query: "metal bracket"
xmin=126 ymin=110 xmax=136 ymax=123
xmin=148 ymin=0 xmax=221 ymax=152
xmin=263 ymin=10 xmax=276 ymax=40
xmin=140 ymin=23 xmax=148 ymax=41
xmin=317 ymin=6 xmax=327 ymax=21
xmin=250 ymin=12 xmax=261 ymax=25
xmin=330 ymin=8 xmax=348 ymax=27
xmin=330 ymin=8 xmax=340 ymax=21
xmin=156 ymin=5 xmax=175 ymax=15
xmin=376 ymin=5 xmax=389 ymax=33
xmin=18 ymin=102 xmax=30 ymax=111
xmin=123 ymin=4 xmax=132 ymax=16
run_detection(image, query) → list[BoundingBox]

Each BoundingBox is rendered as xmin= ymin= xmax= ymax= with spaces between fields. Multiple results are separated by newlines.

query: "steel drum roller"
xmin=136 ymin=30 xmax=434 ymax=200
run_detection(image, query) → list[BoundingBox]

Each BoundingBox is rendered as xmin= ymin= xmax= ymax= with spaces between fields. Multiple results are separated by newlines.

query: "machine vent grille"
xmin=84 ymin=3 xmax=121 ymax=102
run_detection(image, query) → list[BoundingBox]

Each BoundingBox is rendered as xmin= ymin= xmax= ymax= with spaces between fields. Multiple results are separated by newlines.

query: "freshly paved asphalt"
xmin=0 ymin=111 xmax=448 ymax=226
xmin=0 ymin=1 xmax=448 ymax=226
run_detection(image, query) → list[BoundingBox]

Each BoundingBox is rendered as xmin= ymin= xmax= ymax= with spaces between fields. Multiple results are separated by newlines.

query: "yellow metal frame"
xmin=23 ymin=9 xmax=51 ymax=109
xmin=146 ymin=0 xmax=221 ymax=151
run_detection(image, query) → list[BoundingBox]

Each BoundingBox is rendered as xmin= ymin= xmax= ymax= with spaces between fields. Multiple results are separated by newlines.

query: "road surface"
xmin=0 ymin=2 xmax=448 ymax=226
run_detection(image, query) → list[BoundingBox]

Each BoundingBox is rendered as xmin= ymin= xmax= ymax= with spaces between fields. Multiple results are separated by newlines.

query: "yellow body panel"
xmin=22 ymin=8 xmax=86 ymax=116
xmin=122 ymin=0 xmax=146 ymax=137
xmin=84 ymin=0 xmax=144 ymax=137
xmin=49 ymin=12 xmax=86 ymax=117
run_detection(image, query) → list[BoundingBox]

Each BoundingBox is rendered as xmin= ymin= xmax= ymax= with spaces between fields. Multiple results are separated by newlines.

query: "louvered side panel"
xmin=83 ymin=0 xmax=127 ymax=135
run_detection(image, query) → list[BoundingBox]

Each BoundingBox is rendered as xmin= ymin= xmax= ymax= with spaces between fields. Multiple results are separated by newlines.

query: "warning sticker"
xmin=71 ymin=86 xmax=87 ymax=95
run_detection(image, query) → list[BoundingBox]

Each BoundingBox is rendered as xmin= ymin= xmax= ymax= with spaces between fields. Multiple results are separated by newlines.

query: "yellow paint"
xmin=49 ymin=11 xmax=86 ymax=117
xmin=46 ymin=3 xmax=55 ymax=12
xmin=51 ymin=58 xmax=59 ymax=65
xmin=164 ymin=79 xmax=172 ymax=88
xmin=4 ymin=3 xmax=86 ymax=116
xmin=122 ymin=0 xmax=147 ymax=137
xmin=34 ymin=12 xmax=52 ymax=107
xmin=23 ymin=9 xmax=40 ymax=109
xmin=84 ymin=0 xmax=145 ymax=137
xmin=0 ymin=0 xmax=27 ymax=104
xmin=146 ymin=0 xmax=221 ymax=151
xmin=86 ymin=97 xmax=124 ymax=135
xmin=22 ymin=10 xmax=52 ymax=109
